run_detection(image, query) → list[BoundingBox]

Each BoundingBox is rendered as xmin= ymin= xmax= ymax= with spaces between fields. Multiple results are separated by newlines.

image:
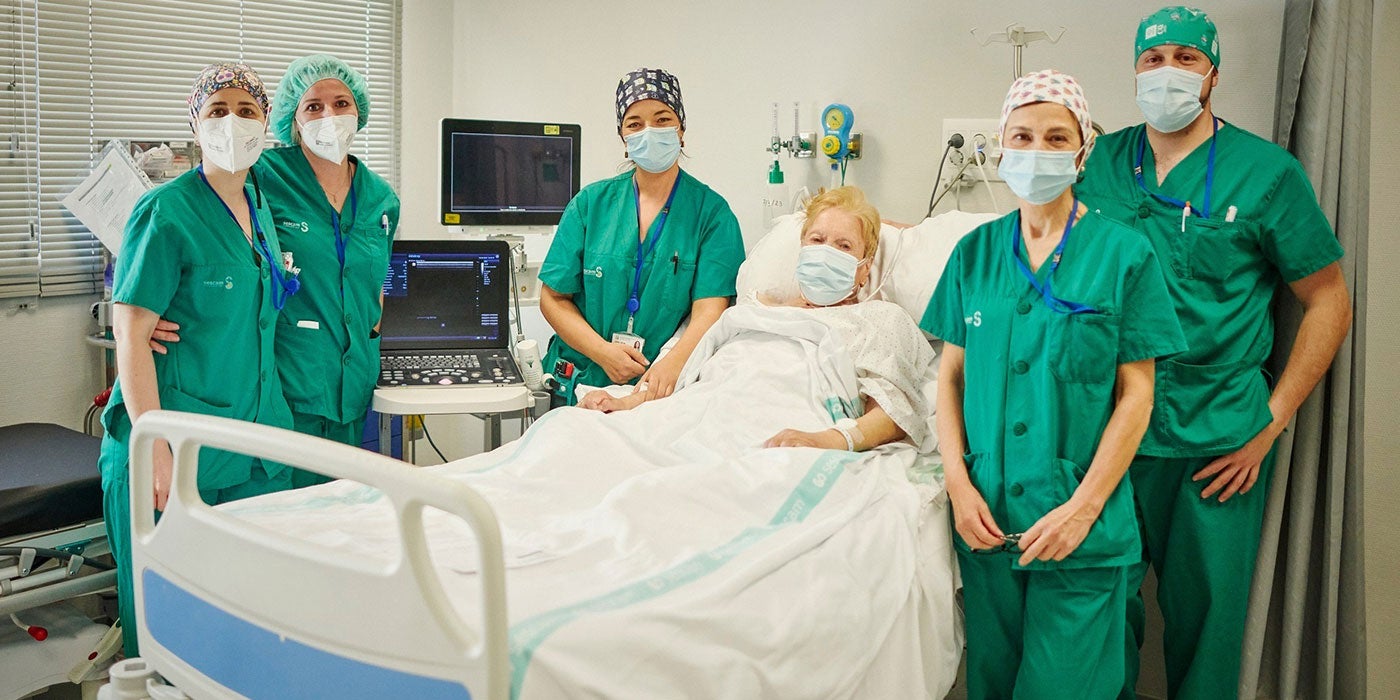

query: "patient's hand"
xmin=579 ymin=389 xmax=648 ymax=413
xmin=763 ymin=428 xmax=846 ymax=450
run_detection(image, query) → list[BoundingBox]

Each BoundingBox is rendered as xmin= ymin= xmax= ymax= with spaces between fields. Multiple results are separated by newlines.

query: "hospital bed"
xmin=0 ymin=422 xmax=119 ymax=698
xmin=0 ymin=422 xmax=115 ymax=617
xmin=121 ymin=212 xmax=996 ymax=699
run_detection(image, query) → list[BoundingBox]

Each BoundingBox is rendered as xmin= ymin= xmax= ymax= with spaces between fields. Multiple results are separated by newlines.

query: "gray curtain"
xmin=1242 ymin=0 xmax=1371 ymax=697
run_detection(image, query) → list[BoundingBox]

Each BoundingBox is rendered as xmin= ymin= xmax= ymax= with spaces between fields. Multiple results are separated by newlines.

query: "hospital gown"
xmin=795 ymin=300 xmax=936 ymax=452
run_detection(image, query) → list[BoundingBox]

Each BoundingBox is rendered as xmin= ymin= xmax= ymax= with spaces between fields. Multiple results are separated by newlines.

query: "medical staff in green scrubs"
xmin=923 ymin=70 xmax=1186 ymax=700
xmin=539 ymin=67 xmax=744 ymax=406
xmin=256 ymin=54 xmax=399 ymax=486
xmin=1075 ymin=8 xmax=1352 ymax=698
xmin=98 ymin=63 xmax=297 ymax=656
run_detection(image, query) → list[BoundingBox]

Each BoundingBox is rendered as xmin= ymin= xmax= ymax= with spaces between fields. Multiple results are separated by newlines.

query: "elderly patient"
xmin=580 ymin=186 xmax=935 ymax=453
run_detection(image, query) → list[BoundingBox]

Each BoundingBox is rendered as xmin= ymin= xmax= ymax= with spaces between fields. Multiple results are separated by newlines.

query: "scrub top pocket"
xmin=1051 ymin=457 xmax=1138 ymax=562
xmin=662 ymin=255 xmax=698 ymax=314
xmin=1049 ymin=311 xmax=1119 ymax=384
xmin=1186 ymin=217 xmax=1256 ymax=283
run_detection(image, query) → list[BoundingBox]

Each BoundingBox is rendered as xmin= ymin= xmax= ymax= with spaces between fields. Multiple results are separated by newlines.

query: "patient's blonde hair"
xmin=801 ymin=186 xmax=880 ymax=259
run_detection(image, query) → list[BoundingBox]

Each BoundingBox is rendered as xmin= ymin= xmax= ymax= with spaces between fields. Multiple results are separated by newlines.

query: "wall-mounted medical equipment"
xmin=820 ymin=103 xmax=855 ymax=161
xmin=768 ymin=102 xmax=815 ymax=160
xmin=819 ymin=103 xmax=862 ymax=187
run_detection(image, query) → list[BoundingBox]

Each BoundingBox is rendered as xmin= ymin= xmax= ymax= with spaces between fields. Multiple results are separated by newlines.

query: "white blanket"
xmin=225 ymin=304 xmax=960 ymax=699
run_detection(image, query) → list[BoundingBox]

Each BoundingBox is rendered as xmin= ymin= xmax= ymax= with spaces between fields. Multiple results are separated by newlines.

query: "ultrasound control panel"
xmin=378 ymin=349 xmax=522 ymax=387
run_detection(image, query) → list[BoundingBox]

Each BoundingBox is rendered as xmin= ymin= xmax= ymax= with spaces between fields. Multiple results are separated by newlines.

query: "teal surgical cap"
xmin=1136 ymin=6 xmax=1221 ymax=67
xmin=270 ymin=54 xmax=370 ymax=144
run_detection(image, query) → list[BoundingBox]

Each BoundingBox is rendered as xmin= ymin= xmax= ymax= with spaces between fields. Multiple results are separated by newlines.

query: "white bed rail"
xmin=128 ymin=410 xmax=507 ymax=700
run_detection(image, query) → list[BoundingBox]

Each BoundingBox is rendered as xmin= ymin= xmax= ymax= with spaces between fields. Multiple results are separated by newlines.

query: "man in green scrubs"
xmin=99 ymin=63 xmax=295 ymax=655
xmin=540 ymin=68 xmax=744 ymax=405
xmin=1076 ymin=8 xmax=1353 ymax=698
xmin=924 ymin=69 xmax=1186 ymax=700
xmin=256 ymin=55 xmax=399 ymax=483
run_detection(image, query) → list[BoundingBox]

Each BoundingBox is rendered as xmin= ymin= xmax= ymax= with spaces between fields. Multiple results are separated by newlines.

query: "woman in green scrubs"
xmin=539 ymin=67 xmax=745 ymax=406
xmin=98 ymin=63 xmax=297 ymax=655
xmin=921 ymin=70 xmax=1185 ymax=699
xmin=255 ymin=54 xmax=399 ymax=486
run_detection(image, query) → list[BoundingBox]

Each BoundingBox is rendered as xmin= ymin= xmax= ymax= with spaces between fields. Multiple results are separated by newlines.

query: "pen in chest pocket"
xmin=671 ymin=253 xmax=678 ymax=273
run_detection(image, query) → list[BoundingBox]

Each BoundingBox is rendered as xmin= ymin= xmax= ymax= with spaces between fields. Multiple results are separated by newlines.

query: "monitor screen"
xmin=440 ymin=119 xmax=581 ymax=227
xmin=379 ymin=240 xmax=511 ymax=350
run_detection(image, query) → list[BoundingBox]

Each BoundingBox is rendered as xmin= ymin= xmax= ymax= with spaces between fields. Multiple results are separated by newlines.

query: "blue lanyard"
xmin=1134 ymin=117 xmax=1218 ymax=219
xmin=626 ymin=176 xmax=681 ymax=321
xmin=1011 ymin=198 xmax=1095 ymax=315
xmin=329 ymin=182 xmax=358 ymax=270
xmin=197 ymin=166 xmax=300 ymax=311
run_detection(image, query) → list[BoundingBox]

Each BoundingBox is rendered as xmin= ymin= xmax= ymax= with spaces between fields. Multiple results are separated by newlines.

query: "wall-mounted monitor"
xmin=440 ymin=118 xmax=581 ymax=227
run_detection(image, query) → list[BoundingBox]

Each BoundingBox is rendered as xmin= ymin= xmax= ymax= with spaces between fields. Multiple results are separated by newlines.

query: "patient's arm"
xmin=763 ymin=400 xmax=907 ymax=451
xmin=578 ymin=388 xmax=650 ymax=413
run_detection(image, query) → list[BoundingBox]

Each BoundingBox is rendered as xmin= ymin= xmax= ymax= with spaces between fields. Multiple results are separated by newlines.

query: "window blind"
xmin=0 ymin=1 xmax=38 ymax=298
xmin=0 ymin=0 xmax=400 ymax=299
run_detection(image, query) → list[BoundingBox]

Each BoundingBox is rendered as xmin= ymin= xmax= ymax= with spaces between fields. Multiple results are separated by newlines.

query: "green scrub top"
xmin=99 ymin=168 xmax=293 ymax=491
xmin=539 ymin=169 xmax=745 ymax=400
xmin=921 ymin=210 xmax=1186 ymax=570
xmin=1077 ymin=122 xmax=1345 ymax=457
xmin=254 ymin=147 xmax=399 ymax=424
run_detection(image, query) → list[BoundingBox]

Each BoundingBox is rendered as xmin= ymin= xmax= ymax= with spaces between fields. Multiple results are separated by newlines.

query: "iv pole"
xmin=971 ymin=24 xmax=1067 ymax=81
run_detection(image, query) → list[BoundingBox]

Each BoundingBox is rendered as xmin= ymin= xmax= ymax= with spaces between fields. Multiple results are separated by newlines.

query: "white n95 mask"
xmin=795 ymin=244 xmax=864 ymax=307
xmin=1136 ymin=66 xmax=1210 ymax=133
xmin=998 ymin=149 xmax=1080 ymax=205
xmin=299 ymin=114 xmax=358 ymax=165
xmin=199 ymin=114 xmax=266 ymax=173
xmin=624 ymin=126 xmax=682 ymax=173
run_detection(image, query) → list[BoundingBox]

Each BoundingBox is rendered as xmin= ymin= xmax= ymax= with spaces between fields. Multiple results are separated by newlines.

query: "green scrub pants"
xmin=102 ymin=456 xmax=292 ymax=657
xmin=288 ymin=411 xmax=365 ymax=488
xmin=959 ymin=550 xmax=1127 ymax=700
xmin=1122 ymin=450 xmax=1276 ymax=700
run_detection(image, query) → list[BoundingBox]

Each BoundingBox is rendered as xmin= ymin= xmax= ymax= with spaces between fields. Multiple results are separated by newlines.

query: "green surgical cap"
xmin=270 ymin=54 xmax=370 ymax=144
xmin=1135 ymin=6 xmax=1220 ymax=67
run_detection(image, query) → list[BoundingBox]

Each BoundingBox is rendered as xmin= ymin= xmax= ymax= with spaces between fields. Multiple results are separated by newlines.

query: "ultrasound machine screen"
xmin=380 ymin=249 xmax=508 ymax=351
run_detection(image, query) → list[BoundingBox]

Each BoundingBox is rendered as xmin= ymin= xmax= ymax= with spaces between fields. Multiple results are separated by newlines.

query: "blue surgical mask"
xmin=1136 ymin=66 xmax=1210 ymax=133
xmin=624 ymin=126 xmax=682 ymax=173
xmin=796 ymin=244 xmax=865 ymax=306
xmin=998 ymin=149 xmax=1080 ymax=205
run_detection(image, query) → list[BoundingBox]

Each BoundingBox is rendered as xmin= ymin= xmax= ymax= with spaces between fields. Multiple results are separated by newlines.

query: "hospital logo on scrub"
xmin=280 ymin=220 xmax=309 ymax=233
xmin=965 ymin=311 xmax=982 ymax=327
xmin=1144 ymin=23 xmax=1166 ymax=40
xmin=203 ymin=276 xmax=235 ymax=290
xmin=583 ymin=266 xmax=604 ymax=278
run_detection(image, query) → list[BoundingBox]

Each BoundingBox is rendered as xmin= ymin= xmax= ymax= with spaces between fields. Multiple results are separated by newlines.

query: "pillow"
xmin=736 ymin=210 xmax=999 ymax=323
xmin=868 ymin=210 xmax=1000 ymax=322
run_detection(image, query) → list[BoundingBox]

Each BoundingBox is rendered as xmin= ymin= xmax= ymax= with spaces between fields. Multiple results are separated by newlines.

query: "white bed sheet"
xmin=224 ymin=304 xmax=960 ymax=699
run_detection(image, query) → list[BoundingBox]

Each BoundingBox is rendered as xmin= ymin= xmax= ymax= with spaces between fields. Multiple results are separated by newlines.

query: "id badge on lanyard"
xmin=613 ymin=177 xmax=680 ymax=355
xmin=611 ymin=329 xmax=645 ymax=353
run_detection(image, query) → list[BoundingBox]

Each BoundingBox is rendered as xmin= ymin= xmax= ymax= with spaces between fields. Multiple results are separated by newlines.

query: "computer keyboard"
xmin=382 ymin=354 xmax=480 ymax=370
xmin=378 ymin=351 xmax=522 ymax=387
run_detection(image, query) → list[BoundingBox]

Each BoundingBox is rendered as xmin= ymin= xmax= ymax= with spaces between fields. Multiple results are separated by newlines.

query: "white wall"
xmin=1366 ymin=0 xmax=1399 ymax=695
xmin=0 ymin=295 xmax=105 ymax=430
xmin=402 ymin=0 xmax=1283 ymax=244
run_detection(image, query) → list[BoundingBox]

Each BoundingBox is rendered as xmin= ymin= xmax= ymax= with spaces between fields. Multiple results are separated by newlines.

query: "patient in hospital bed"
xmin=579 ymin=186 xmax=935 ymax=454
xmin=186 ymin=186 xmax=965 ymax=699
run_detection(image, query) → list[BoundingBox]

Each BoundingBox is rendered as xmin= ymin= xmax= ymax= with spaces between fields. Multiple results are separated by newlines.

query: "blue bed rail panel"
xmin=143 ymin=569 xmax=471 ymax=698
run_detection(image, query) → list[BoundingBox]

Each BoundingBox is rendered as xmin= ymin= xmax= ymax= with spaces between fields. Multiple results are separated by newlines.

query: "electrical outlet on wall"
xmin=941 ymin=118 xmax=1003 ymax=181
